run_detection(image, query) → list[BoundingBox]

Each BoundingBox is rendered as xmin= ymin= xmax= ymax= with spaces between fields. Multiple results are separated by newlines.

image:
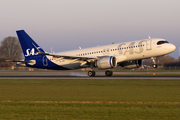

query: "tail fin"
xmin=16 ymin=30 xmax=45 ymax=59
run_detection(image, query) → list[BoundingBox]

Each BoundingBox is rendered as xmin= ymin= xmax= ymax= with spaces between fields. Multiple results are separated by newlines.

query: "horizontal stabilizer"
xmin=6 ymin=60 xmax=33 ymax=63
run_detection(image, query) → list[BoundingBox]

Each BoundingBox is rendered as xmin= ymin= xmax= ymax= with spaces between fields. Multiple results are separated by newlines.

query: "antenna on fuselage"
xmin=50 ymin=47 xmax=52 ymax=53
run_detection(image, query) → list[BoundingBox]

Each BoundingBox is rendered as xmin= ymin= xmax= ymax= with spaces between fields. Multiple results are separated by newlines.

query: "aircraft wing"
xmin=38 ymin=51 xmax=97 ymax=61
xmin=32 ymin=43 xmax=97 ymax=61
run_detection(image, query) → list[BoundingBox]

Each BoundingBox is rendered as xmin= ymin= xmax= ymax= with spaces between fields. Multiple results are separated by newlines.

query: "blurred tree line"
xmin=143 ymin=55 xmax=180 ymax=67
xmin=0 ymin=36 xmax=23 ymax=67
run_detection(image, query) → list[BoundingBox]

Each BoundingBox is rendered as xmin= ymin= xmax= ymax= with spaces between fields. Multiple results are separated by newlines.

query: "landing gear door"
xmin=43 ymin=56 xmax=48 ymax=66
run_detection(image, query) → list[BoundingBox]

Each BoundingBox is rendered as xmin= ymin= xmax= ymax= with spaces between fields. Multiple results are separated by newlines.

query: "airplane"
xmin=16 ymin=30 xmax=176 ymax=76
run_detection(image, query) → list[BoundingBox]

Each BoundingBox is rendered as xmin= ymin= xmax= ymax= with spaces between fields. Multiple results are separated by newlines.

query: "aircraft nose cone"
xmin=170 ymin=44 xmax=176 ymax=52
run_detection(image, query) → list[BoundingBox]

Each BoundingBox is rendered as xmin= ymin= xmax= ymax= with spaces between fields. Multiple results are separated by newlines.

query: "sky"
xmin=0 ymin=0 xmax=180 ymax=58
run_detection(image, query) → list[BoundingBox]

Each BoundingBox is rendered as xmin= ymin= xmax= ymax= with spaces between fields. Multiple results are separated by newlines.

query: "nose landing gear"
xmin=152 ymin=64 xmax=158 ymax=68
xmin=151 ymin=57 xmax=158 ymax=68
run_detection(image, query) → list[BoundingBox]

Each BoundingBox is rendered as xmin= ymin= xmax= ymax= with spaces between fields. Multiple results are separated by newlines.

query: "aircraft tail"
xmin=16 ymin=30 xmax=45 ymax=59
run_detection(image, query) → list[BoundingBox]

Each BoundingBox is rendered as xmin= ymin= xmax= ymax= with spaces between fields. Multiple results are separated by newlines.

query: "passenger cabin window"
xmin=157 ymin=41 xmax=169 ymax=45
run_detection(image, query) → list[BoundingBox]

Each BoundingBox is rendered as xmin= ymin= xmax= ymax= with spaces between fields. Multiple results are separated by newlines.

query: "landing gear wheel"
xmin=88 ymin=71 xmax=95 ymax=77
xmin=152 ymin=64 xmax=158 ymax=68
xmin=151 ymin=57 xmax=158 ymax=68
xmin=105 ymin=70 xmax=113 ymax=76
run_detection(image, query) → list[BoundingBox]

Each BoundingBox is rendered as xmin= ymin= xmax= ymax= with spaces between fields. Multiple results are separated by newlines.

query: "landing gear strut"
xmin=151 ymin=57 xmax=158 ymax=68
xmin=105 ymin=70 xmax=113 ymax=76
xmin=88 ymin=70 xmax=95 ymax=77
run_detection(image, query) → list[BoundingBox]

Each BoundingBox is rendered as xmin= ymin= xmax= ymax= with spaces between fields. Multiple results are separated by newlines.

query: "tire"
xmin=88 ymin=71 xmax=95 ymax=77
xmin=152 ymin=64 xmax=158 ymax=68
xmin=105 ymin=70 xmax=113 ymax=76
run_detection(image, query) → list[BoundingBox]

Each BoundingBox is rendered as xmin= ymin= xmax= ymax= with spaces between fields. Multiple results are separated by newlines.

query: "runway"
xmin=0 ymin=71 xmax=180 ymax=79
xmin=0 ymin=75 xmax=180 ymax=79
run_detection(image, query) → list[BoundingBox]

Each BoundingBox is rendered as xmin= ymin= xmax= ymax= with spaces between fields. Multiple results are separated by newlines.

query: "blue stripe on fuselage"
xmin=25 ymin=56 xmax=71 ymax=70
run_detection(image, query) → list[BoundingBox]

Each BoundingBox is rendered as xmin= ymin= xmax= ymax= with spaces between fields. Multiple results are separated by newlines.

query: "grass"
xmin=1 ymin=103 xmax=180 ymax=120
xmin=0 ymin=79 xmax=180 ymax=119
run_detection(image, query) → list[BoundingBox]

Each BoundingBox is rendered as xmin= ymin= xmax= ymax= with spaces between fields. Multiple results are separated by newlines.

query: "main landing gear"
xmin=88 ymin=70 xmax=113 ymax=77
xmin=151 ymin=57 xmax=158 ymax=68
xmin=88 ymin=70 xmax=96 ymax=77
xmin=105 ymin=70 xmax=113 ymax=76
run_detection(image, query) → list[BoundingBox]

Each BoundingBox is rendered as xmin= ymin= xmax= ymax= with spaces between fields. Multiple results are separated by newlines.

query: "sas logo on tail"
xmin=25 ymin=48 xmax=38 ymax=57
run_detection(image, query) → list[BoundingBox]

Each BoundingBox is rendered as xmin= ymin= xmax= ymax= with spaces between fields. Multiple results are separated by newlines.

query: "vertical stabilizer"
xmin=16 ymin=30 xmax=45 ymax=59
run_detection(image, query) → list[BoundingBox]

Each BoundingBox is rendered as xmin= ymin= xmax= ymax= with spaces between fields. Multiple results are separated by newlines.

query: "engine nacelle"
xmin=95 ymin=56 xmax=117 ymax=69
xmin=119 ymin=60 xmax=142 ymax=69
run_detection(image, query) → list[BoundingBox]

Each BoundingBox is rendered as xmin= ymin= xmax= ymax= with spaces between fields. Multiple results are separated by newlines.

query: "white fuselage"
xmin=46 ymin=38 xmax=175 ymax=69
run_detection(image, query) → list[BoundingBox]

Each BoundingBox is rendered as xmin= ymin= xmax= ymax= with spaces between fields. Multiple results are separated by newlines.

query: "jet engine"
xmin=95 ymin=56 xmax=117 ymax=69
xmin=119 ymin=60 xmax=142 ymax=69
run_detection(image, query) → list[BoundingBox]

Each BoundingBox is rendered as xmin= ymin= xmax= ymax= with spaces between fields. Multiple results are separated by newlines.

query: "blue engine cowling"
xmin=95 ymin=56 xmax=117 ymax=69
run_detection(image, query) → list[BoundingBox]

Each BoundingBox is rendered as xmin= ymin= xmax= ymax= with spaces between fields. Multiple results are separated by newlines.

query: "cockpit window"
xmin=157 ymin=41 xmax=169 ymax=45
